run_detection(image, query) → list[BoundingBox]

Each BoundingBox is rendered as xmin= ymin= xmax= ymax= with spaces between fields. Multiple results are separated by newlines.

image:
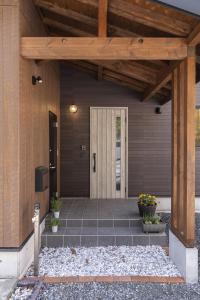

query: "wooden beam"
xmin=34 ymin=0 xmax=139 ymax=37
xmin=97 ymin=0 xmax=108 ymax=80
xmin=171 ymin=55 xmax=196 ymax=247
xmin=187 ymin=22 xmax=200 ymax=46
xmin=21 ymin=37 xmax=188 ymax=60
xmin=142 ymin=62 xmax=179 ymax=102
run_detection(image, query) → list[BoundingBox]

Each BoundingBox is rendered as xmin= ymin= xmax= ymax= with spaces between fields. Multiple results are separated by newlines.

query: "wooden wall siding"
xmin=171 ymin=56 xmax=196 ymax=247
xmin=18 ymin=0 xmax=60 ymax=246
xmin=0 ymin=3 xmax=20 ymax=247
xmin=60 ymin=66 xmax=172 ymax=197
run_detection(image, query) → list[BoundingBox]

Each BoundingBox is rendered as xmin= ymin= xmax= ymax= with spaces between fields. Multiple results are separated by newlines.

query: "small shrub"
xmin=51 ymin=218 xmax=60 ymax=227
xmin=51 ymin=197 xmax=62 ymax=212
xmin=143 ymin=214 xmax=161 ymax=225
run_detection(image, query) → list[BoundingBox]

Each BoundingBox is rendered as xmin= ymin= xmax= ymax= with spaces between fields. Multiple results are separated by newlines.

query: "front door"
xmin=90 ymin=107 xmax=128 ymax=199
xmin=49 ymin=111 xmax=58 ymax=203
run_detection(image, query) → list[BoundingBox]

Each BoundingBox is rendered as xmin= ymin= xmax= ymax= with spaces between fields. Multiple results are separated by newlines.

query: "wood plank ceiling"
xmin=34 ymin=0 xmax=200 ymax=104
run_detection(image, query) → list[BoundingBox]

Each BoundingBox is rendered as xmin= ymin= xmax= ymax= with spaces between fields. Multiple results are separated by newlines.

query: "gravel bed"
xmin=37 ymin=282 xmax=200 ymax=300
xmin=11 ymin=214 xmax=200 ymax=299
xmin=9 ymin=287 xmax=33 ymax=300
xmin=26 ymin=245 xmax=180 ymax=277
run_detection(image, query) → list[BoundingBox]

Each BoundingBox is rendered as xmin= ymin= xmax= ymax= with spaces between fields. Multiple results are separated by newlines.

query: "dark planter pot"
xmin=143 ymin=222 xmax=166 ymax=233
xmin=138 ymin=204 xmax=157 ymax=217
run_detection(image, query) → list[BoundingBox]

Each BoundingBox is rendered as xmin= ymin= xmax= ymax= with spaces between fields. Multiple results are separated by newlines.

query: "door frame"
xmin=49 ymin=111 xmax=58 ymax=205
xmin=90 ymin=107 xmax=128 ymax=198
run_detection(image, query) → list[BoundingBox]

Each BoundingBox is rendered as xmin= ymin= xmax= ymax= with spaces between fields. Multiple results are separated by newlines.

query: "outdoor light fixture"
xmin=32 ymin=76 xmax=43 ymax=85
xmin=155 ymin=107 xmax=162 ymax=114
xmin=69 ymin=104 xmax=78 ymax=113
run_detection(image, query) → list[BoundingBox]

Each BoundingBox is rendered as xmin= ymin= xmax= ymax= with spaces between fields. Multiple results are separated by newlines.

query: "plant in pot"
xmin=138 ymin=193 xmax=157 ymax=217
xmin=142 ymin=214 xmax=166 ymax=233
xmin=51 ymin=218 xmax=60 ymax=233
xmin=51 ymin=198 xmax=62 ymax=218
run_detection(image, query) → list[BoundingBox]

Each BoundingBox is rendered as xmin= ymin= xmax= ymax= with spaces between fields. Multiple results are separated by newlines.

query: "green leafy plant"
xmin=138 ymin=193 xmax=157 ymax=206
xmin=143 ymin=214 xmax=161 ymax=225
xmin=51 ymin=197 xmax=62 ymax=212
xmin=51 ymin=218 xmax=60 ymax=227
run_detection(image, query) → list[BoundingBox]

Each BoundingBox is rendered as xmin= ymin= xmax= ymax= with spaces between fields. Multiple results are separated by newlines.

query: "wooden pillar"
xmin=171 ymin=52 xmax=196 ymax=247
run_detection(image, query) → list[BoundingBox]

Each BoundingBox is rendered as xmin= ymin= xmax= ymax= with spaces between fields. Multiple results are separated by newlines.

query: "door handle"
xmin=50 ymin=165 xmax=56 ymax=170
xmin=93 ymin=153 xmax=96 ymax=173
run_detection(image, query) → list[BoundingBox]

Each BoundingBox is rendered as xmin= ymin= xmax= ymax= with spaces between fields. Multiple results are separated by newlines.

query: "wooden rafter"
xmin=67 ymin=0 xmax=192 ymax=36
xmin=97 ymin=0 xmax=108 ymax=80
xmin=21 ymin=37 xmax=188 ymax=60
xmin=187 ymin=22 xmax=200 ymax=46
xmin=90 ymin=60 xmax=158 ymax=85
xmin=142 ymin=62 xmax=180 ymax=102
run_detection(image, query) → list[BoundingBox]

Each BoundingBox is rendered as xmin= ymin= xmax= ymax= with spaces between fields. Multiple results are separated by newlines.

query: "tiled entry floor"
xmin=42 ymin=198 xmax=168 ymax=248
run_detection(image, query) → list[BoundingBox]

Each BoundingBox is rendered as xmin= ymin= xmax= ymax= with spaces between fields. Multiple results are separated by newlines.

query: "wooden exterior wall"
xmin=60 ymin=65 xmax=200 ymax=198
xmin=0 ymin=0 xmax=60 ymax=248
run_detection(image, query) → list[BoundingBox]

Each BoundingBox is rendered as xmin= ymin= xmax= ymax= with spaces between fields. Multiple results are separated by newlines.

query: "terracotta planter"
xmin=143 ymin=222 xmax=166 ymax=233
xmin=138 ymin=204 xmax=157 ymax=217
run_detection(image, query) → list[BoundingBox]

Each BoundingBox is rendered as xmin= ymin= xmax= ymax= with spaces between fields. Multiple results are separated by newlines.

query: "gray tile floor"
xmin=42 ymin=198 xmax=168 ymax=248
xmin=59 ymin=198 xmax=140 ymax=219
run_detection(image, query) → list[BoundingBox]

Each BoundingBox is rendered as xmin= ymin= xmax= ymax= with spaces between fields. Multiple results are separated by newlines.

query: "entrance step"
xmin=42 ymin=220 xmax=168 ymax=248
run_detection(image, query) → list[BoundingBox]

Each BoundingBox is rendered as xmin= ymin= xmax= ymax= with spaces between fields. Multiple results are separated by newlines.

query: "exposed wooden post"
xmin=97 ymin=0 xmax=108 ymax=80
xmin=171 ymin=51 xmax=196 ymax=247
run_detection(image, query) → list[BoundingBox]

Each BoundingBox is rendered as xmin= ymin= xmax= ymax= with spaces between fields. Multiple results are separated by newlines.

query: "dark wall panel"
xmin=60 ymin=65 xmax=200 ymax=197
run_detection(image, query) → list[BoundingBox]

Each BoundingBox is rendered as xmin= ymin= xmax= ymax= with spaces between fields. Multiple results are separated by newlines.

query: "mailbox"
xmin=35 ymin=166 xmax=49 ymax=192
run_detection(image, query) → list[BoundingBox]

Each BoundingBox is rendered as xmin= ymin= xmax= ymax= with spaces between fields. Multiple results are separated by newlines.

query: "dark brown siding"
xmin=61 ymin=65 xmax=200 ymax=197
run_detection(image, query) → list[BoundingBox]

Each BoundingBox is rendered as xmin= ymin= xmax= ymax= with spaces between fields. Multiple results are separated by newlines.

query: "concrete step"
xmin=41 ymin=225 xmax=168 ymax=248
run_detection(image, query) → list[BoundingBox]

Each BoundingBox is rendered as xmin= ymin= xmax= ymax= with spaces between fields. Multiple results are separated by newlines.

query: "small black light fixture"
xmin=32 ymin=75 xmax=43 ymax=85
xmin=155 ymin=106 xmax=162 ymax=114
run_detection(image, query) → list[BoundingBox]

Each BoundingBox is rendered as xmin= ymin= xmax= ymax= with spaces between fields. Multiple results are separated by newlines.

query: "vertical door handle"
xmin=93 ymin=153 xmax=96 ymax=172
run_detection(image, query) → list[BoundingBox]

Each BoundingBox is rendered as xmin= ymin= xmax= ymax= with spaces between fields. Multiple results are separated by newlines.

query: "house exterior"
xmin=0 ymin=0 xmax=200 ymax=283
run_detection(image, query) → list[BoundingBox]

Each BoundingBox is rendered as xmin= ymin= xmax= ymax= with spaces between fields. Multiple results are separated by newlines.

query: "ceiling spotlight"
xmin=32 ymin=76 xmax=43 ymax=85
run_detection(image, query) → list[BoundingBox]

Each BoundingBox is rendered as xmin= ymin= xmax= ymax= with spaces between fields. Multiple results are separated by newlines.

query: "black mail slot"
xmin=35 ymin=166 xmax=49 ymax=192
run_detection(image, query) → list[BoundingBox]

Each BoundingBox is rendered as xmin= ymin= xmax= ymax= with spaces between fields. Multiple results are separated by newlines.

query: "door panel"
xmin=90 ymin=107 xmax=127 ymax=199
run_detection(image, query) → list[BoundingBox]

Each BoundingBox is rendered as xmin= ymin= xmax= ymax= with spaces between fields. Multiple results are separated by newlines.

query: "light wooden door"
xmin=90 ymin=107 xmax=128 ymax=199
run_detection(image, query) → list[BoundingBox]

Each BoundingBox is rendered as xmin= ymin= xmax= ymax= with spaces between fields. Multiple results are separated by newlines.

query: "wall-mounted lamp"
xmin=32 ymin=76 xmax=43 ymax=85
xmin=155 ymin=106 xmax=162 ymax=114
xmin=69 ymin=104 xmax=78 ymax=113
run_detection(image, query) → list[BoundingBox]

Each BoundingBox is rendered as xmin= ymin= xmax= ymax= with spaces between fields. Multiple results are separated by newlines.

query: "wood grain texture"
xmin=171 ymin=56 xmax=196 ymax=247
xmin=18 ymin=0 xmax=60 ymax=246
xmin=0 ymin=5 xmax=20 ymax=247
xmin=21 ymin=37 xmax=188 ymax=60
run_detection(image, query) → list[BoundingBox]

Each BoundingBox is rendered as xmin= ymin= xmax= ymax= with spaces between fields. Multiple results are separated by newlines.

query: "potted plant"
xmin=51 ymin=218 xmax=60 ymax=233
xmin=138 ymin=193 xmax=157 ymax=217
xmin=143 ymin=214 xmax=166 ymax=233
xmin=51 ymin=197 xmax=62 ymax=218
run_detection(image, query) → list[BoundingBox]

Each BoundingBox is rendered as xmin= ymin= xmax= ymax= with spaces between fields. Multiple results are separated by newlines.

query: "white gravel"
xmin=9 ymin=287 xmax=33 ymax=300
xmin=27 ymin=246 xmax=181 ymax=277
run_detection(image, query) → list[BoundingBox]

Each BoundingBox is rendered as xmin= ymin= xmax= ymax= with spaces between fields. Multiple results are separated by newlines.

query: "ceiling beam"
xmin=187 ymin=22 xmax=200 ymax=46
xmin=21 ymin=37 xmax=188 ymax=60
xmin=97 ymin=0 xmax=108 ymax=80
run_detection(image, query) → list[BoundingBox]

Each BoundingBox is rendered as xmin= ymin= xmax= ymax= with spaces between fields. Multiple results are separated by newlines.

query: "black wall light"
xmin=32 ymin=76 xmax=43 ymax=85
xmin=155 ymin=106 xmax=162 ymax=114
